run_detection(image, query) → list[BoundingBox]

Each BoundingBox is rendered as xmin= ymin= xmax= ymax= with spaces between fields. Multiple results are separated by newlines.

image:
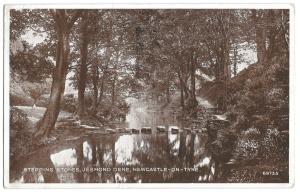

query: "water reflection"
xmin=11 ymin=131 xmax=219 ymax=183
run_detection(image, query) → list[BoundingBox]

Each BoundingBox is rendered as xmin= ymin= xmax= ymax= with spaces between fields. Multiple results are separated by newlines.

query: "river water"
xmin=10 ymin=98 xmax=225 ymax=183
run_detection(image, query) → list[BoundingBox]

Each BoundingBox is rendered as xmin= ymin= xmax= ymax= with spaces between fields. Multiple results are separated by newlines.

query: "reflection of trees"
xmin=97 ymin=140 xmax=104 ymax=183
xmin=13 ymin=131 xmax=216 ymax=183
xmin=89 ymin=137 xmax=98 ymax=183
xmin=75 ymin=140 xmax=84 ymax=183
xmin=187 ymin=134 xmax=195 ymax=167
xmin=38 ymin=152 xmax=59 ymax=183
xmin=14 ymin=148 xmax=59 ymax=183
xmin=111 ymin=136 xmax=116 ymax=183
xmin=179 ymin=133 xmax=187 ymax=162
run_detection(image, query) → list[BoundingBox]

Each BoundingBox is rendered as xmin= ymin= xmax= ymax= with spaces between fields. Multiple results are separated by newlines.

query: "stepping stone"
xmin=124 ymin=128 xmax=132 ymax=133
xmin=156 ymin=126 xmax=166 ymax=132
xmin=66 ymin=136 xmax=81 ymax=141
xmin=131 ymin=128 xmax=140 ymax=134
xmin=116 ymin=128 xmax=126 ymax=133
xmin=80 ymin=125 xmax=99 ymax=130
xmin=141 ymin=127 xmax=152 ymax=134
xmin=170 ymin=126 xmax=179 ymax=134
xmin=86 ymin=130 xmax=104 ymax=134
xmin=105 ymin=128 xmax=116 ymax=134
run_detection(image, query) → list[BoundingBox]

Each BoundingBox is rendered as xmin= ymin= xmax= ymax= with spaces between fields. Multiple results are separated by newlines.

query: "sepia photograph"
xmin=3 ymin=4 xmax=293 ymax=187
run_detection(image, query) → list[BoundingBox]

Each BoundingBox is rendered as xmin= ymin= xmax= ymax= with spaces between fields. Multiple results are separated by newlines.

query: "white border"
xmin=3 ymin=3 xmax=295 ymax=189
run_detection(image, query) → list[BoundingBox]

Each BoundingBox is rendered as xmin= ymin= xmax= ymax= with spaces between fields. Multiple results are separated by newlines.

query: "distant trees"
xmin=249 ymin=9 xmax=289 ymax=64
xmin=22 ymin=82 xmax=49 ymax=107
xmin=10 ymin=41 xmax=53 ymax=82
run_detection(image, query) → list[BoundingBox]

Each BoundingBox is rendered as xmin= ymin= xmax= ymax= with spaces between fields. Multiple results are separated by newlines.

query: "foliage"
xmin=21 ymin=81 xmax=50 ymax=106
xmin=10 ymin=107 xmax=34 ymax=160
xmin=60 ymin=94 xmax=77 ymax=113
xmin=10 ymin=93 xmax=33 ymax=106
xmin=10 ymin=41 xmax=54 ymax=82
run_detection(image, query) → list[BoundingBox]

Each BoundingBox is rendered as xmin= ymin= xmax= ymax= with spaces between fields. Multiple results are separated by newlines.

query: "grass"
xmin=16 ymin=106 xmax=72 ymax=124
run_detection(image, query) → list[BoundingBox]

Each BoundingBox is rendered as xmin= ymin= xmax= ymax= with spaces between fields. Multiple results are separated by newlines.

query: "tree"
xmin=10 ymin=41 xmax=54 ymax=82
xmin=251 ymin=9 xmax=267 ymax=64
xmin=34 ymin=10 xmax=81 ymax=144
xmin=76 ymin=11 xmax=90 ymax=119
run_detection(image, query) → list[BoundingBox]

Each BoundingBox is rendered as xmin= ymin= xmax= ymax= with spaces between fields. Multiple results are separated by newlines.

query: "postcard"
xmin=3 ymin=4 xmax=294 ymax=188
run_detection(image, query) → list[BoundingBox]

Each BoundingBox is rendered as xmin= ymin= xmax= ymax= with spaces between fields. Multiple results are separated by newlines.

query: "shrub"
xmin=61 ymin=94 xmax=76 ymax=113
xmin=10 ymin=93 xmax=33 ymax=106
xmin=10 ymin=107 xmax=34 ymax=161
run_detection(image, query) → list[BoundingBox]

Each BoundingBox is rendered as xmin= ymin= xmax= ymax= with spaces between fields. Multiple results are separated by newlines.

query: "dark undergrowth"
xmin=200 ymin=55 xmax=289 ymax=182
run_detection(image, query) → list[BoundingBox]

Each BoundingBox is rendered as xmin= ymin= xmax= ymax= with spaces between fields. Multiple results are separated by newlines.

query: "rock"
xmin=80 ymin=124 xmax=100 ymax=130
xmin=66 ymin=136 xmax=81 ymax=141
xmin=124 ymin=128 xmax=132 ymax=133
xmin=170 ymin=126 xmax=179 ymax=134
xmin=156 ymin=126 xmax=166 ymax=132
xmin=85 ymin=130 xmax=104 ymax=134
xmin=141 ymin=127 xmax=152 ymax=134
xmin=116 ymin=128 xmax=126 ymax=133
xmin=131 ymin=128 xmax=140 ymax=134
xmin=105 ymin=128 xmax=116 ymax=134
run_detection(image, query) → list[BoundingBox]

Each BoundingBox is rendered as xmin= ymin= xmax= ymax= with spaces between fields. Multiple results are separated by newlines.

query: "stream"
xmin=10 ymin=98 xmax=229 ymax=183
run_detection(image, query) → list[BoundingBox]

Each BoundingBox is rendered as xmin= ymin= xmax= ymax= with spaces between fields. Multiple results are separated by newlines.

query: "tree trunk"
xmin=190 ymin=51 xmax=197 ymax=105
xmin=33 ymin=10 xmax=81 ymax=144
xmin=111 ymin=74 xmax=117 ymax=108
xmin=190 ymin=51 xmax=198 ymax=117
xmin=233 ymin=45 xmax=238 ymax=76
xmin=251 ymin=10 xmax=267 ymax=64
xmin=91 ymin=63 xmax=99 ymax=114
xmin=77 ymin=12 xmax=89 ymax=119
xmin=222 ymin=37 xmax=230 ymax=111
xmin=98 ymin=77 xmax=104 ymax=105
xmin=34 ymin=31 xmax=70 ymax=144
xmin=180 ymin=86 xmax=185 ymax=111
xmin=166 ymin=84 xmax=170 ymax=103
xmin=75 ymin=141 xmax=84 ymax=182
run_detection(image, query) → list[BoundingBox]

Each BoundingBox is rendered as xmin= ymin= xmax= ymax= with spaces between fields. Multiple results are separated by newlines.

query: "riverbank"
xmin=198 ymin=57 xmax=289 ymax=182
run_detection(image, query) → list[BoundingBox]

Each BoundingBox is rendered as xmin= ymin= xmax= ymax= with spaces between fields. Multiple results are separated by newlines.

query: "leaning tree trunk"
xmin=77 ymin=13 xmax=89 ymax=119
xmin=34 ymin=32 xmax=70 ymax=143
xmin=33 ymin=10 xmax=81 ymax=144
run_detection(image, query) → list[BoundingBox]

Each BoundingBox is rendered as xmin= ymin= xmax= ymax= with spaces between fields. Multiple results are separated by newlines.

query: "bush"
xmin=10 ymin=93 xmax=33 ymax=106
xmin=260 ymin=128 xmax=289 ymax=163
xmin=35 ymin=95 xmax=49 ymax=107
xmin=10 ymin=107 xmax=34 ymax=161
xmin=61 ymin=94 xmax=76 ymax=113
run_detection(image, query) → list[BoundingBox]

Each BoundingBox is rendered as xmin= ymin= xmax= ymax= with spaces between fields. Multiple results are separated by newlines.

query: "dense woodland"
xmin=10 ymin=9 xmax=289 ymax=182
